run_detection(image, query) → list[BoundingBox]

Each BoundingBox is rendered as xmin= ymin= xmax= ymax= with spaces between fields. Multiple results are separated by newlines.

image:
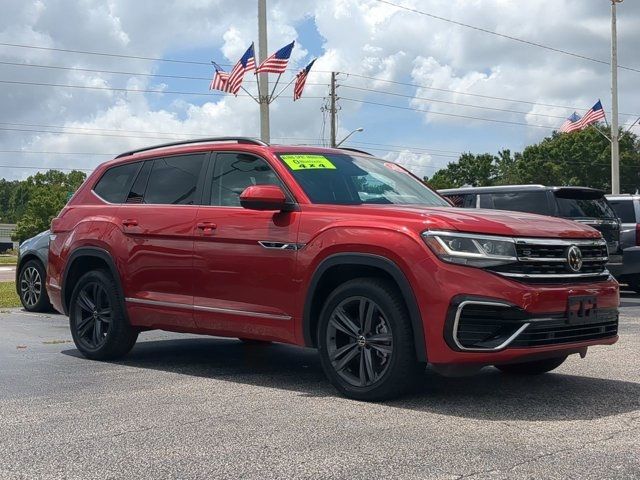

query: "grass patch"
xmin=0 ymin=282 xmax=20 ymax=308
xmin=0 ymin=256 xmax=17 ymax=265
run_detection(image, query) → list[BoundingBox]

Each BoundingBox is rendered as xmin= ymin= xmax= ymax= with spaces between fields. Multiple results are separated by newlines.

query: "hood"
xmin=376 ymin=206 xmax=601 ymax=239
xmin=422 ymin=207 xmax=600 ymax=238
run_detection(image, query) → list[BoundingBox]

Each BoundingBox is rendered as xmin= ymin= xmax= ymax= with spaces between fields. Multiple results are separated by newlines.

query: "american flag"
xmin=559 ymin=112 xmax=582 ymax=133
xmin=209 ymin=63 xmax=229 ymax=92
xmin=559 ymin=101 xmax=606 ymax=133
xmin=227 ymin=43 xmax=256 ymax=95
xmin=256 ymin=41 xmax=295 ymax=74
xmin=577 ymin=100 xmax=606 ymax=129
xmin=293 ymin=59 xmax=316 ymax=101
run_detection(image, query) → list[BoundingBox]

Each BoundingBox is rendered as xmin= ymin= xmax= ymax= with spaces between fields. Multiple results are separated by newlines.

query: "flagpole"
xmin=258 ymin=0 xmax=270 ymax=143
xmin=610 ymin=0 xmax=622 ymax=194
xmin=268 ymin=73 xmax=283 ymax=103
xmin=271 ymin=75 xmax=298 ymax=102
xmin=240 ymin=86 xmax=260 ymax=104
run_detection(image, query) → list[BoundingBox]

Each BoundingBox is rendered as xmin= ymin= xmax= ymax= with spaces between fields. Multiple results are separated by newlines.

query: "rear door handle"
xmin=196 ymin=222 xmax=217 ymax=234
xmin=122 ymin=219 xmax=138 ymax=227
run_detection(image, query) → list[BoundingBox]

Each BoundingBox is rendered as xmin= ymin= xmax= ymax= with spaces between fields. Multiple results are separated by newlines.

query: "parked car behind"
xmin=47 ymin=139 xmax=619 ymax=401
xmin=606 ymin=194 xmax=640 ymax=292
xmin=438 ymin=185 xmax=633 ymax=280
xmin=16 ymin=230 xmax=52 ymax=312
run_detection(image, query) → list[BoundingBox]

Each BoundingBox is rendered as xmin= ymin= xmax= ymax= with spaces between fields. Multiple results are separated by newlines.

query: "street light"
xmin=336 ymin=127 xmax=364 ymax=147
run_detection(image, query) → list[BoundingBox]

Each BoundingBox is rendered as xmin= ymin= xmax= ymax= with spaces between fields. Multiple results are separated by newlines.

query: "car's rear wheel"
xmin=18 ymin=259 xmax=51 ymax=312
xmin=69 ymin=270 xmax=138 ymax=360
xmin=318 ymin=278 xmax=422 ymax=401
xmin=495 ymin=355 xmax=567 ymax=375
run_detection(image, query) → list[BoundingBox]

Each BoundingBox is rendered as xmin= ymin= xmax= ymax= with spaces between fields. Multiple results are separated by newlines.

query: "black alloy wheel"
xmin=318 ymin=278 xmax=422 ymax=401
xmin=326 ymin=296 xmax=393 ymax=387
xmin=73 ymin=281 xmax=112 ymax=350
xmin=69 ymin=270 xmax=138 ymax=360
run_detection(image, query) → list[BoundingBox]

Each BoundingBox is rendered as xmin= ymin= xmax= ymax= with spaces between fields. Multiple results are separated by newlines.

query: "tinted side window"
xmin=555 ymin=196 xmax=615 ymax=219
xmin=93 ymin=162 xmax=142 ymax=203
xmin=144 ymin=154 xmax=206 ymax=205
xmin=608 ymin=200 xmax=636 ymax=223
xmin=489 ymin=192 xmax=552 ymax=216
xmin=211 ymin=153 xmax=282 ymax=207
xmin=126 ymin=161 xmax=152 ymax=204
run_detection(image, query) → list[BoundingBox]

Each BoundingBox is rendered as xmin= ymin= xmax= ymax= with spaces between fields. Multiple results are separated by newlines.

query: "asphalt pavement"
xmin=0 ymin=295 xmax=638 ymax=479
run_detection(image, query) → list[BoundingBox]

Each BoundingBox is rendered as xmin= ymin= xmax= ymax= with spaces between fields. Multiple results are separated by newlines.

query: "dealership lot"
xmin=0 ymin=297 xmax=638 ymax=479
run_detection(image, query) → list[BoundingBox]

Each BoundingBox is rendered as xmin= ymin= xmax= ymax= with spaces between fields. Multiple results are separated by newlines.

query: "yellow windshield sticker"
xmin=281 ymin=154 xmax=336 ymax=170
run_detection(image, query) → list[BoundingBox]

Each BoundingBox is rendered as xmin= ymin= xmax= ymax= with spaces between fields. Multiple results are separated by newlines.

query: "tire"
xmin=18 ymin=259 xmax=52 ymax=312
xmin=317 ymin=278 xmax=423 ymax=401
xmin=69 ymin=269 xmax=138 ymax=360
xmin=495 ymin=355 xmax=567 ymax=375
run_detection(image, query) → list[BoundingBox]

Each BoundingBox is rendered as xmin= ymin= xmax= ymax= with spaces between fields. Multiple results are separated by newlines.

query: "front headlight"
xmin=422 ymin=230 xmax=517 ymax=268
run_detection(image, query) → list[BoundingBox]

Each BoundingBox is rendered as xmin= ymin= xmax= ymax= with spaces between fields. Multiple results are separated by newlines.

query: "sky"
xmin=1 ymin=0 xmax=639 ymax=181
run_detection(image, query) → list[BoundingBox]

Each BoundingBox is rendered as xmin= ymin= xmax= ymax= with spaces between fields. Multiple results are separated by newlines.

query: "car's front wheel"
xmin=495 ymin=355 xmax=567 ymax=375
xmin=318 ymin=278 xmax=423 ymax=401
xmin=18 ymin=259 xmax=51 ymax=312
xmin=69 ymin=269 xmax=138 ymax=360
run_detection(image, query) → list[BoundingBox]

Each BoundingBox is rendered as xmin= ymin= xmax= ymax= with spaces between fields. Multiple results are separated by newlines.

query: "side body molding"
xmin=61 ymin=247 xmax=125 ymax=315
xmin=302 ymin=253 xmax=427 ymax=362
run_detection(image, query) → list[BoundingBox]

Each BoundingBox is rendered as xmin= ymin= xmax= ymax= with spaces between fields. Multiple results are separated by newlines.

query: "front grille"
xmin=449 ymin=299 xmax=619 ymax=351
xmin=487 ymin=238 xmax=609 ymax=283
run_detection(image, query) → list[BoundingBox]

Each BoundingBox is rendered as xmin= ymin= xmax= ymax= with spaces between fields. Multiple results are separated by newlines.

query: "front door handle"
xmin=196 ymin=222 xmax=217 ymax=234
xmin=122 ymin=219 xmax=138 ymax=227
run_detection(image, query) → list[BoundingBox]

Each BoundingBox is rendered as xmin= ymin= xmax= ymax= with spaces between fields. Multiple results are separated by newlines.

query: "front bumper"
xmin=444 ymin=294 xmax=618 ymax=352
xmin=411 ymin=256 xmax=619 ymax=365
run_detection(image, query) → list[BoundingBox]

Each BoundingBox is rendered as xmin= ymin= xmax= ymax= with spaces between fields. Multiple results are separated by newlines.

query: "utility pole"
xmin=611 ymin=0 xmax=623 ymax=194
xmin=329 ymin=72 xmax=337 ymax=147
xmin=258 ymin=0 xmax=270 ymax=143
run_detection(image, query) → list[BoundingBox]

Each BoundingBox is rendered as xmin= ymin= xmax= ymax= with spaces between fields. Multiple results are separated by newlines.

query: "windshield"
xmin=277 ymin=153 xmax=449 ymax=206
xmin=555 ymin=195 xmax=616 ymax=219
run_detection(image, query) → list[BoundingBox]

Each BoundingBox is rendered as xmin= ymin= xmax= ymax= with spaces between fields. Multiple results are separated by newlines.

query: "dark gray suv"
xmin=16 ymin=230 xmax=52 ymax=311
xmin=438 ymin=185 xmax=634 ymax=282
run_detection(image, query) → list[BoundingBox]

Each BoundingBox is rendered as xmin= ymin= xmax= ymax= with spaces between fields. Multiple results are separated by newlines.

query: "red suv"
xmin=47 ymin=137 xmax=619 ymax=400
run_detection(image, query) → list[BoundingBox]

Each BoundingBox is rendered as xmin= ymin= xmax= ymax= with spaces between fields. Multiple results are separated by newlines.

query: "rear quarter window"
xmin=93 ymin=162 xmax=142 ymax=203
xmin=608 ymin=200 xmax=637 ymax=223
xmin=481 ymin=191 xmax=553 ymax=216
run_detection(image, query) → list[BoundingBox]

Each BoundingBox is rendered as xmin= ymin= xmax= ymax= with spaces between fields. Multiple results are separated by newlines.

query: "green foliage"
xmin=425 ymin=127 xmax=640 ymax=192
xmin=0 ymin=282 xmax=20 ymax=309
xmin=3 ymin=170 xmax=86 ymax=243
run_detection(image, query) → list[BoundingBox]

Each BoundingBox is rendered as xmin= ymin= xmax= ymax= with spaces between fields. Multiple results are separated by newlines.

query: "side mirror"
xmin=240 ymin=185 xmax=288 ymax=211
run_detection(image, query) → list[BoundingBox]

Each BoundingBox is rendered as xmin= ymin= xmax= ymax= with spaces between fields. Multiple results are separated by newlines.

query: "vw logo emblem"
xmin=567 ymin=245 xmax=583 ymax=272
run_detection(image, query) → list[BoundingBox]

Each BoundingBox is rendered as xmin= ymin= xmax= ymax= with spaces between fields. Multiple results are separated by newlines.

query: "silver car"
xmin=606 ymin=195 xmax=640 ymax=292
xmin=16 ymin=230 xmax=52 ymax=312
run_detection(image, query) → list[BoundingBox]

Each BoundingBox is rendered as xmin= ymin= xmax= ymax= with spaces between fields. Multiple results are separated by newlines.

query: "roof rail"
xmin=115 ymin=137 xmax=268 ymax=158
xmin=338 ymin=147 xmax=374 ymax=156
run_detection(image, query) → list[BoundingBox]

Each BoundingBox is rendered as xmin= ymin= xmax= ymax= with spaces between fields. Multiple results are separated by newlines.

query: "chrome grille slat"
xmin=489 ymin=237 xmax=608 ymax=283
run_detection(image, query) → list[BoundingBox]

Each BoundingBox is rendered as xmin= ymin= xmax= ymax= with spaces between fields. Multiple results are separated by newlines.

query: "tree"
xmin=425 ymin=126 xmax=640 ymax=192
xmin=10 ymin=170 xmax=86 ymax=243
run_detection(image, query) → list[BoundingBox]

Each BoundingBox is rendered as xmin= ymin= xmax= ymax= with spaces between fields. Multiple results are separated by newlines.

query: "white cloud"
xmin=1 ymin=0 xmax=640 ymax=180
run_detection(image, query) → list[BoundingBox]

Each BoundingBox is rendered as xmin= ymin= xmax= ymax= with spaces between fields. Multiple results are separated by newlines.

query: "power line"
xmin=0 ymin=164 xmax=93 ymax=172
xmin=0 ymin=41 xmax=325 ymax=73
xmin=341 ymin=84 xmax=569 ymax=121
xmin=0 ymin=78 xmax=326 ymax=99
xmin=0 ymin=60 xmax=329 ymax=86
xmin=339 ymin=72 xmax=640 ymax=118
xmin=372 ymin=0 xmax=640 ymax=74
xmin=341 ymin=97 xmax=555 ymax=129
xmin=4 ymin=42 xmax=639 ymax=118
